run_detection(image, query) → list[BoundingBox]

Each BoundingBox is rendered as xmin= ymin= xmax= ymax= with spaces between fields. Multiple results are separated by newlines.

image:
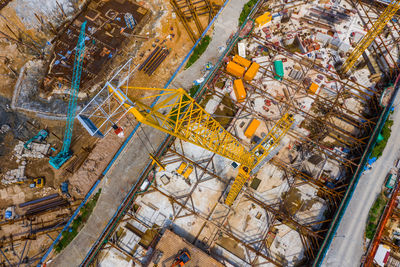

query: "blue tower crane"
xmin=50 ymin=21 xmax=87 ymax=169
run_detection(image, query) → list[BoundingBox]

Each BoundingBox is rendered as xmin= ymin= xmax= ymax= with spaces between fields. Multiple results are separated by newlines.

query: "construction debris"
xmin=2 ymin=165 xmax=26 ymax=185
xmin=0 ymin=124 xmax=10 ymax=134
xmin=14 ymin=141 xmax=50 ymax=159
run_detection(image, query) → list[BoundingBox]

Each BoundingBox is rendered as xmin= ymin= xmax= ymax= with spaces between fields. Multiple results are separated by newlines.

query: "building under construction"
xmin=70 ymin=0 xmax=400 ymax=266
xmin=1 ymin=0 xmax=400 ymax=266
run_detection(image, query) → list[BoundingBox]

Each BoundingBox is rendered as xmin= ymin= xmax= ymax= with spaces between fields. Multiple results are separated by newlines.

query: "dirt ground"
xmin=0 ymin=0 xmax=221 ymax=207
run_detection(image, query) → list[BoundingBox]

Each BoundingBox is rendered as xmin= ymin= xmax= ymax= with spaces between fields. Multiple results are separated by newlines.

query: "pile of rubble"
xmin=14 ymin=141 xmax=50 ymax=160
xmin=1 ymin=141 xmax=50 ymax=185
xmin=0 ymin=124 xmax=10 ymax=134
xmin=2 ymin=165 xmax=26 ymax=185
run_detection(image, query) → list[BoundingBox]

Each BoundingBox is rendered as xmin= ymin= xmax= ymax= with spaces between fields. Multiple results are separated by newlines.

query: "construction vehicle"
xmin=24 ymin=130 xmax=48 ymax=149
xmin=341 ymin=0 xmax=400 ymax=74
xmin=60 ymin=181 xmax=71 ymax=197
xmin=30 ymin=177 xmax=44 ymax=188
xmin=171 ymin=249 xmax=191 ymax=266
xmin=49 ymin=21 xmax=86 ymax=169
xmin=108 ymin=85 xmax=294 ymax=206
xmin=176 ymin=162 xmax=188 ymax=175
xmin=16 ymin=177 xmax=45 ymax=188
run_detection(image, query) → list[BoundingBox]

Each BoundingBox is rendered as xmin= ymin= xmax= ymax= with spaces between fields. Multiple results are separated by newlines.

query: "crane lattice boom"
xmin=49 ymin=21 xmax=86 ymax=169
xmin=341 ymin=0 xmax=400 ymax=74
xmin=120 ymin=86 xmax=256 ymax=166
xmin=112 ymin=86 xmax=293 ymax=205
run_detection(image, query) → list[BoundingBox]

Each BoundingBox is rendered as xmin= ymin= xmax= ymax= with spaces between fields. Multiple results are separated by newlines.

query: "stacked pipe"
xmin=139 ymin=46 xmax=170 ymax=76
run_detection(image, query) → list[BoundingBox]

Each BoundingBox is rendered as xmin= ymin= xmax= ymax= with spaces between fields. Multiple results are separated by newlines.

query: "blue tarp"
xmin=5 ymin=210 xmax=12 ymax=219
xmin=368 ymin=157 xmax=377 ymax=165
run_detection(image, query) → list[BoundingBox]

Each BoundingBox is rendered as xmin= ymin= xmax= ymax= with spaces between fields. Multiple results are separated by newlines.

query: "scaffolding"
xmin=341 ymin=0 xmax=400 ymax=74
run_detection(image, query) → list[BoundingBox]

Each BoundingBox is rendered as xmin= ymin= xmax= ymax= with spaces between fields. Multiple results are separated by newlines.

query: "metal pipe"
xmin=138 ymin=46 xmax=160 ymax=71
xmin=147 ymin=50 xmax=170 ymax=75
xmin=142 ymin=47 xmax=164 ymax=73
xmin=144 ymin=49 xmax=167 ymax=74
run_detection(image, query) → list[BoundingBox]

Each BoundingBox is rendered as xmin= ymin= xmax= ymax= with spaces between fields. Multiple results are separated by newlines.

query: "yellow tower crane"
xmin=111 ymin=85 xmax=294 ymax=206
xmin=341 ymin=0 xmax=400 ymax=74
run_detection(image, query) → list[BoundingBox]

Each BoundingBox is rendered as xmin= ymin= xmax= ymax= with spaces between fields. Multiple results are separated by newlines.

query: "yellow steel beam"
xmin=251 ymin=113 xmax=294 ymax=168
xmin=114 ymin=86 xmax=293 ymax=206
xmin=119 ymin=86 xmax=256 ymax=167
xmin=341 ymin=0 xmax=400 ymax=74
xmin=225 ymin=113 xmax=294 ymax=206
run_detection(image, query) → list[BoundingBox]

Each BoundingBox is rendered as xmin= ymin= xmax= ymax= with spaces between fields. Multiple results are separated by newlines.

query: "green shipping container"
xmin=386 ymin=173 xmax=396 ymax=189
xmin=274 ymin=60 xmax=284 ymax=81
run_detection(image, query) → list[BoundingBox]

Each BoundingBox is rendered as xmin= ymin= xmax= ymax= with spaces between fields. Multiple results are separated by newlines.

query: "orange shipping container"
xmin=244 ymin=62 xmax=260 ymax=81
xmin=255 ymin=12 xmax=272 ymax=26
xmin=226 ymin=61 xmax=245 ymax=78
xmin=244 ymin=119 xmax=260 ymax=138
xmin=233 ymin=55 xmax=251 ymax=68
xmin=233 ymin=79 xmax=246 ymax=103
xmin=308 ymin=82 xmax=319 ymax=94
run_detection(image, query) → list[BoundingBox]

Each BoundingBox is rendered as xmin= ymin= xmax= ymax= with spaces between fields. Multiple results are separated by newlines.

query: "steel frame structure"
xmin=170 ymin=0 xmax=219 ymax=43
xmin=77 ymin=58 xmax=139 ymax=137
xmin=95 ymin=137 xmax=331 ymax=266
xmin=341 ymin=0 xmax=400 ymax=74
xmin=349 ymin=0 xmax=400 ymax=77
xmin=249 ymin=35 xmax=379 ymax=152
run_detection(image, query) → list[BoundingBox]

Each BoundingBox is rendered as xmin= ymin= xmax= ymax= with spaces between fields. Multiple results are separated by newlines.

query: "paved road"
xmin=48 ymin=0 xmax=248 ymax=266
xmin=323 ymin=95 xmax=400 ymax=267
xmin=172 ymin=0 xmax=248 ymax=89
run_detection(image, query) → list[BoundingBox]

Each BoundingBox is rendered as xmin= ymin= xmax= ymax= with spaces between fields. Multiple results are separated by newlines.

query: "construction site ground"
xmin=2 ymin=0 xmax=400 ymax=265
xmin=0 ymin=0 xmax=223 ymax=264
xmin=151 ymin=229 xmax=225 ymax=266
xmin=0 ymin=0 xmax=192 ymax=205
xmin=45 ymin=0 xmax=246 ymax=265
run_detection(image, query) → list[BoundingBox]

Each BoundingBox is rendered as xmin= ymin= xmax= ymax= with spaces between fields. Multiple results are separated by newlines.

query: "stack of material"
xmin=0 ymin=124 xmax=10 ymax=134
xmin=2 ymin=165 xmax=27 ymax=185
xmin=14 ymin=141 xmax=49 ymax=159
xmin=139 ymin=46 xmax=170 ymax=76
xmin=24 ymin=143 xmax=50 ymax=158
xmin=289 ymin=68 xmax=304 ymax=80
xmin=2 ymin=141 xmax=50 ymax=185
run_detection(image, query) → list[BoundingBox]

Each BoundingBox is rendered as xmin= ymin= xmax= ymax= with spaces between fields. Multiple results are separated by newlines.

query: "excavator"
xmin=171 ymin=249 xmax=191 ymax=267
xmin=17 ymin=177 xmax=45 ymax=188
xmin=24 ymin=129 xmax=48 ymax=150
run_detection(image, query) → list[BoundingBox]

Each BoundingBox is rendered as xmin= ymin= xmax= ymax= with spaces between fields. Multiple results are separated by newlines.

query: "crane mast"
xmin=341 ymin=0 xmax=400 ymax=74
xmin=49 ymin=21 xmax=86 ymax=169
xmin=111 ymin=85 xmax=293 ymax=205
